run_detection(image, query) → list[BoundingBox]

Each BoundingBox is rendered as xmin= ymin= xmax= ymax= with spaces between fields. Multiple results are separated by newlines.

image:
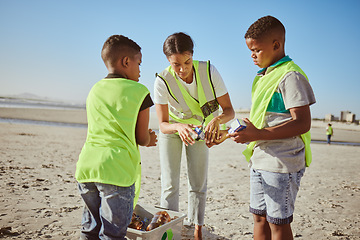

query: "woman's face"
xmin=167 ymin=51 xmax=193 ymax=81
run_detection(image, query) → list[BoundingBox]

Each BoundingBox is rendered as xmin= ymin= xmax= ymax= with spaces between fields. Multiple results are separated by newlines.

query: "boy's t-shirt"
xmin=250 ymin=71 xmax=316 ymax=173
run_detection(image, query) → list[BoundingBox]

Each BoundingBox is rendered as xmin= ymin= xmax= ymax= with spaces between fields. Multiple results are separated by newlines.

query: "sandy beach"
xmin=0 ymin=107 xmax=359 ymax=239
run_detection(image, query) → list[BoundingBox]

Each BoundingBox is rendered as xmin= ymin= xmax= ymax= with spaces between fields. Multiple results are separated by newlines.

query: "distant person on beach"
xmin=227 ymin=16 xmax=316 ymax=240
xmin=154 ymin=32 xmax=235 ymax=240
xmin=326 ymin=123 xmax=333 ymax=144
xmin=75 ymin=35 xmax=157 ymax=239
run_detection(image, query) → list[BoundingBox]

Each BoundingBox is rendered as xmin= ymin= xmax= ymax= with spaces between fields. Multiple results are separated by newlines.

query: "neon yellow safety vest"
xmin=75 ymin=77 xmax=149 ymax=205
xmin=326 ymin=126 xmax=333 ymax=135
xmin=242 ymin=60 xmax=313 ymax=167
xmin=157 ymin=60 xmax=219 ymax=126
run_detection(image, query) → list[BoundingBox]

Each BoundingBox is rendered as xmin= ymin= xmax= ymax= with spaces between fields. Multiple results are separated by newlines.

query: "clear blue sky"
xmin=1 ymin=0 xmax=359 ymax=119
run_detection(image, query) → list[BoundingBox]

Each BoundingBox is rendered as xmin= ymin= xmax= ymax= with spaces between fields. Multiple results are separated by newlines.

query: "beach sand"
xmin=0 ymin=108 xmax=359 ymax=239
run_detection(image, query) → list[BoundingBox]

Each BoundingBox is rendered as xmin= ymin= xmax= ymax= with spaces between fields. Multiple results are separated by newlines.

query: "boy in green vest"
xmin=228 ymin=16 xmax=316 ymax=239
xmin=326 ymin=123 xmax=333 ymax=144
xmin=75 ymin=35 xmax=157 ymax=239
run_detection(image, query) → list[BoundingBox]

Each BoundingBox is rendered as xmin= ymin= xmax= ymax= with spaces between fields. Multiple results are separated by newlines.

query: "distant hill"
xmin=14 ymin=92 xmax=44 ymax=100
xmin=3 ymin=92 xmax=65 ymax=103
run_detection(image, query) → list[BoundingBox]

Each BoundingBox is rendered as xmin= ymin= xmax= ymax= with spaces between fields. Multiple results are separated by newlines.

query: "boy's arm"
xmin=229 ymin=105 xmax=311 ymax=143
xmin=135 ymin=108 xmax=157 ymax=147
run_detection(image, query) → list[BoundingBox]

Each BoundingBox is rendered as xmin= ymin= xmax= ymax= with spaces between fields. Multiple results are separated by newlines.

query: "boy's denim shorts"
xmin=78 ymin=182 xmax=135 ymax=240
xmin=249 ymin=167 xmax=305 ymax=225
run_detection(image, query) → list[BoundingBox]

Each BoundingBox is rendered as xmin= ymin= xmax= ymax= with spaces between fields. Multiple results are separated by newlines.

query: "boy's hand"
xmin=146 ymin=129 xmax=158 ymax=147
xmin=227 ymin=118 xmax=257 ymax=144
xmin=206 ymin=130 xmax=229 ymax=148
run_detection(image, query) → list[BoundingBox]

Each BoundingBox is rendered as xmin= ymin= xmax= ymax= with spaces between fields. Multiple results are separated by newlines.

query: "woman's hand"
xmin=155 ymin=104 xmax=202 ymax=146
xmin=204 ymin=117 xmax=221 ymax=145
xmin=205 ymin=93 xmax=235 ymax=145
xmin=175 ymin=123 xmax=199 ymax=146
xmin=206 ymin=129 xmax=229 ymax=148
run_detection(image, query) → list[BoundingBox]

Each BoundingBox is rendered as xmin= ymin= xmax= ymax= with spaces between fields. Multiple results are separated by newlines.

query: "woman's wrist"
xmin=173 ymin=123 xmax=182 ymax=133
xmin=210 ymin=115 xmax=222 ymax=126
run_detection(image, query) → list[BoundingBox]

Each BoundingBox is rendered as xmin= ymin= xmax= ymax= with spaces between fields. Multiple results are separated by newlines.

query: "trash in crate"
xmin=128 ymin=212 xmax=148 ymax=230
xmin=146 ymin=211 xmax=171 ymax=231
xmin=126 ymin=204 xmax=186 ymax=240
xmin=128 ymin=210 xmax=178 ymax=231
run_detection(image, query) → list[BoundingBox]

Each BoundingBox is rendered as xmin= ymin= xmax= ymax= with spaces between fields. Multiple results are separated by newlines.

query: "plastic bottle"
xmin=146 ymin=211 xmax=171 ymax=231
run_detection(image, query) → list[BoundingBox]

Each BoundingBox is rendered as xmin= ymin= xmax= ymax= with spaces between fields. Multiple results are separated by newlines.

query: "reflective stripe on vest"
xmin=157 ymin=60 xmax=219 ymax=126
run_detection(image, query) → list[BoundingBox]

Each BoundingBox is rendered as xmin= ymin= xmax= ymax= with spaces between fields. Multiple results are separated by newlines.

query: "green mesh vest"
xmin=75 ymin=78 xmax=149 ymax=205
xmin=243 ymin=60 xmax=312 ymax=167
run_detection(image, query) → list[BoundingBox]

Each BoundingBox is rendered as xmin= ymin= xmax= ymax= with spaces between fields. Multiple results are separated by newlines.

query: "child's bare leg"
xmin=194 ymin=224 xmax=202 ymax=240
xmin=253 ymin=214 xmax=271 ymax=240
xmin=269 ymin=223 xmax=293 ymax=240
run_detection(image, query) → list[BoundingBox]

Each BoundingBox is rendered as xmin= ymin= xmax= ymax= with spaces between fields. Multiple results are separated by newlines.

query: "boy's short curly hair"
xmin=101 ymin=35 xmax=141 ymax=68
xmin=245 ymin=15 xmax=285 ymax=40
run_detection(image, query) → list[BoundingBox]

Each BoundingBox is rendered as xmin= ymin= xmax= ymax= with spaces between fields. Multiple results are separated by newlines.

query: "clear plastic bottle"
xmin=195 ymin=127 xmax=205 ymax=140
xmin=190 ymin=127 xmax=205 ymax=140
xmin=146 ymin=211 xmax=171 ymax=231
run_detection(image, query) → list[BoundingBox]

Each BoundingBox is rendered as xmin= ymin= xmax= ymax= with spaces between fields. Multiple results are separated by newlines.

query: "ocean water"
xmin=311 ymin=140 xmax=360 ymax=146
xmin=0 ymin=97 xmax=86 ymax=128
xmin=0 ymin=118 xmax=88 ymax=128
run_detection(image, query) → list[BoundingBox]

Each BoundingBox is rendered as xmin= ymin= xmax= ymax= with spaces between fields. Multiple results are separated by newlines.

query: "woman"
xmin=154 ymin=32 xmax=235 ymax=239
